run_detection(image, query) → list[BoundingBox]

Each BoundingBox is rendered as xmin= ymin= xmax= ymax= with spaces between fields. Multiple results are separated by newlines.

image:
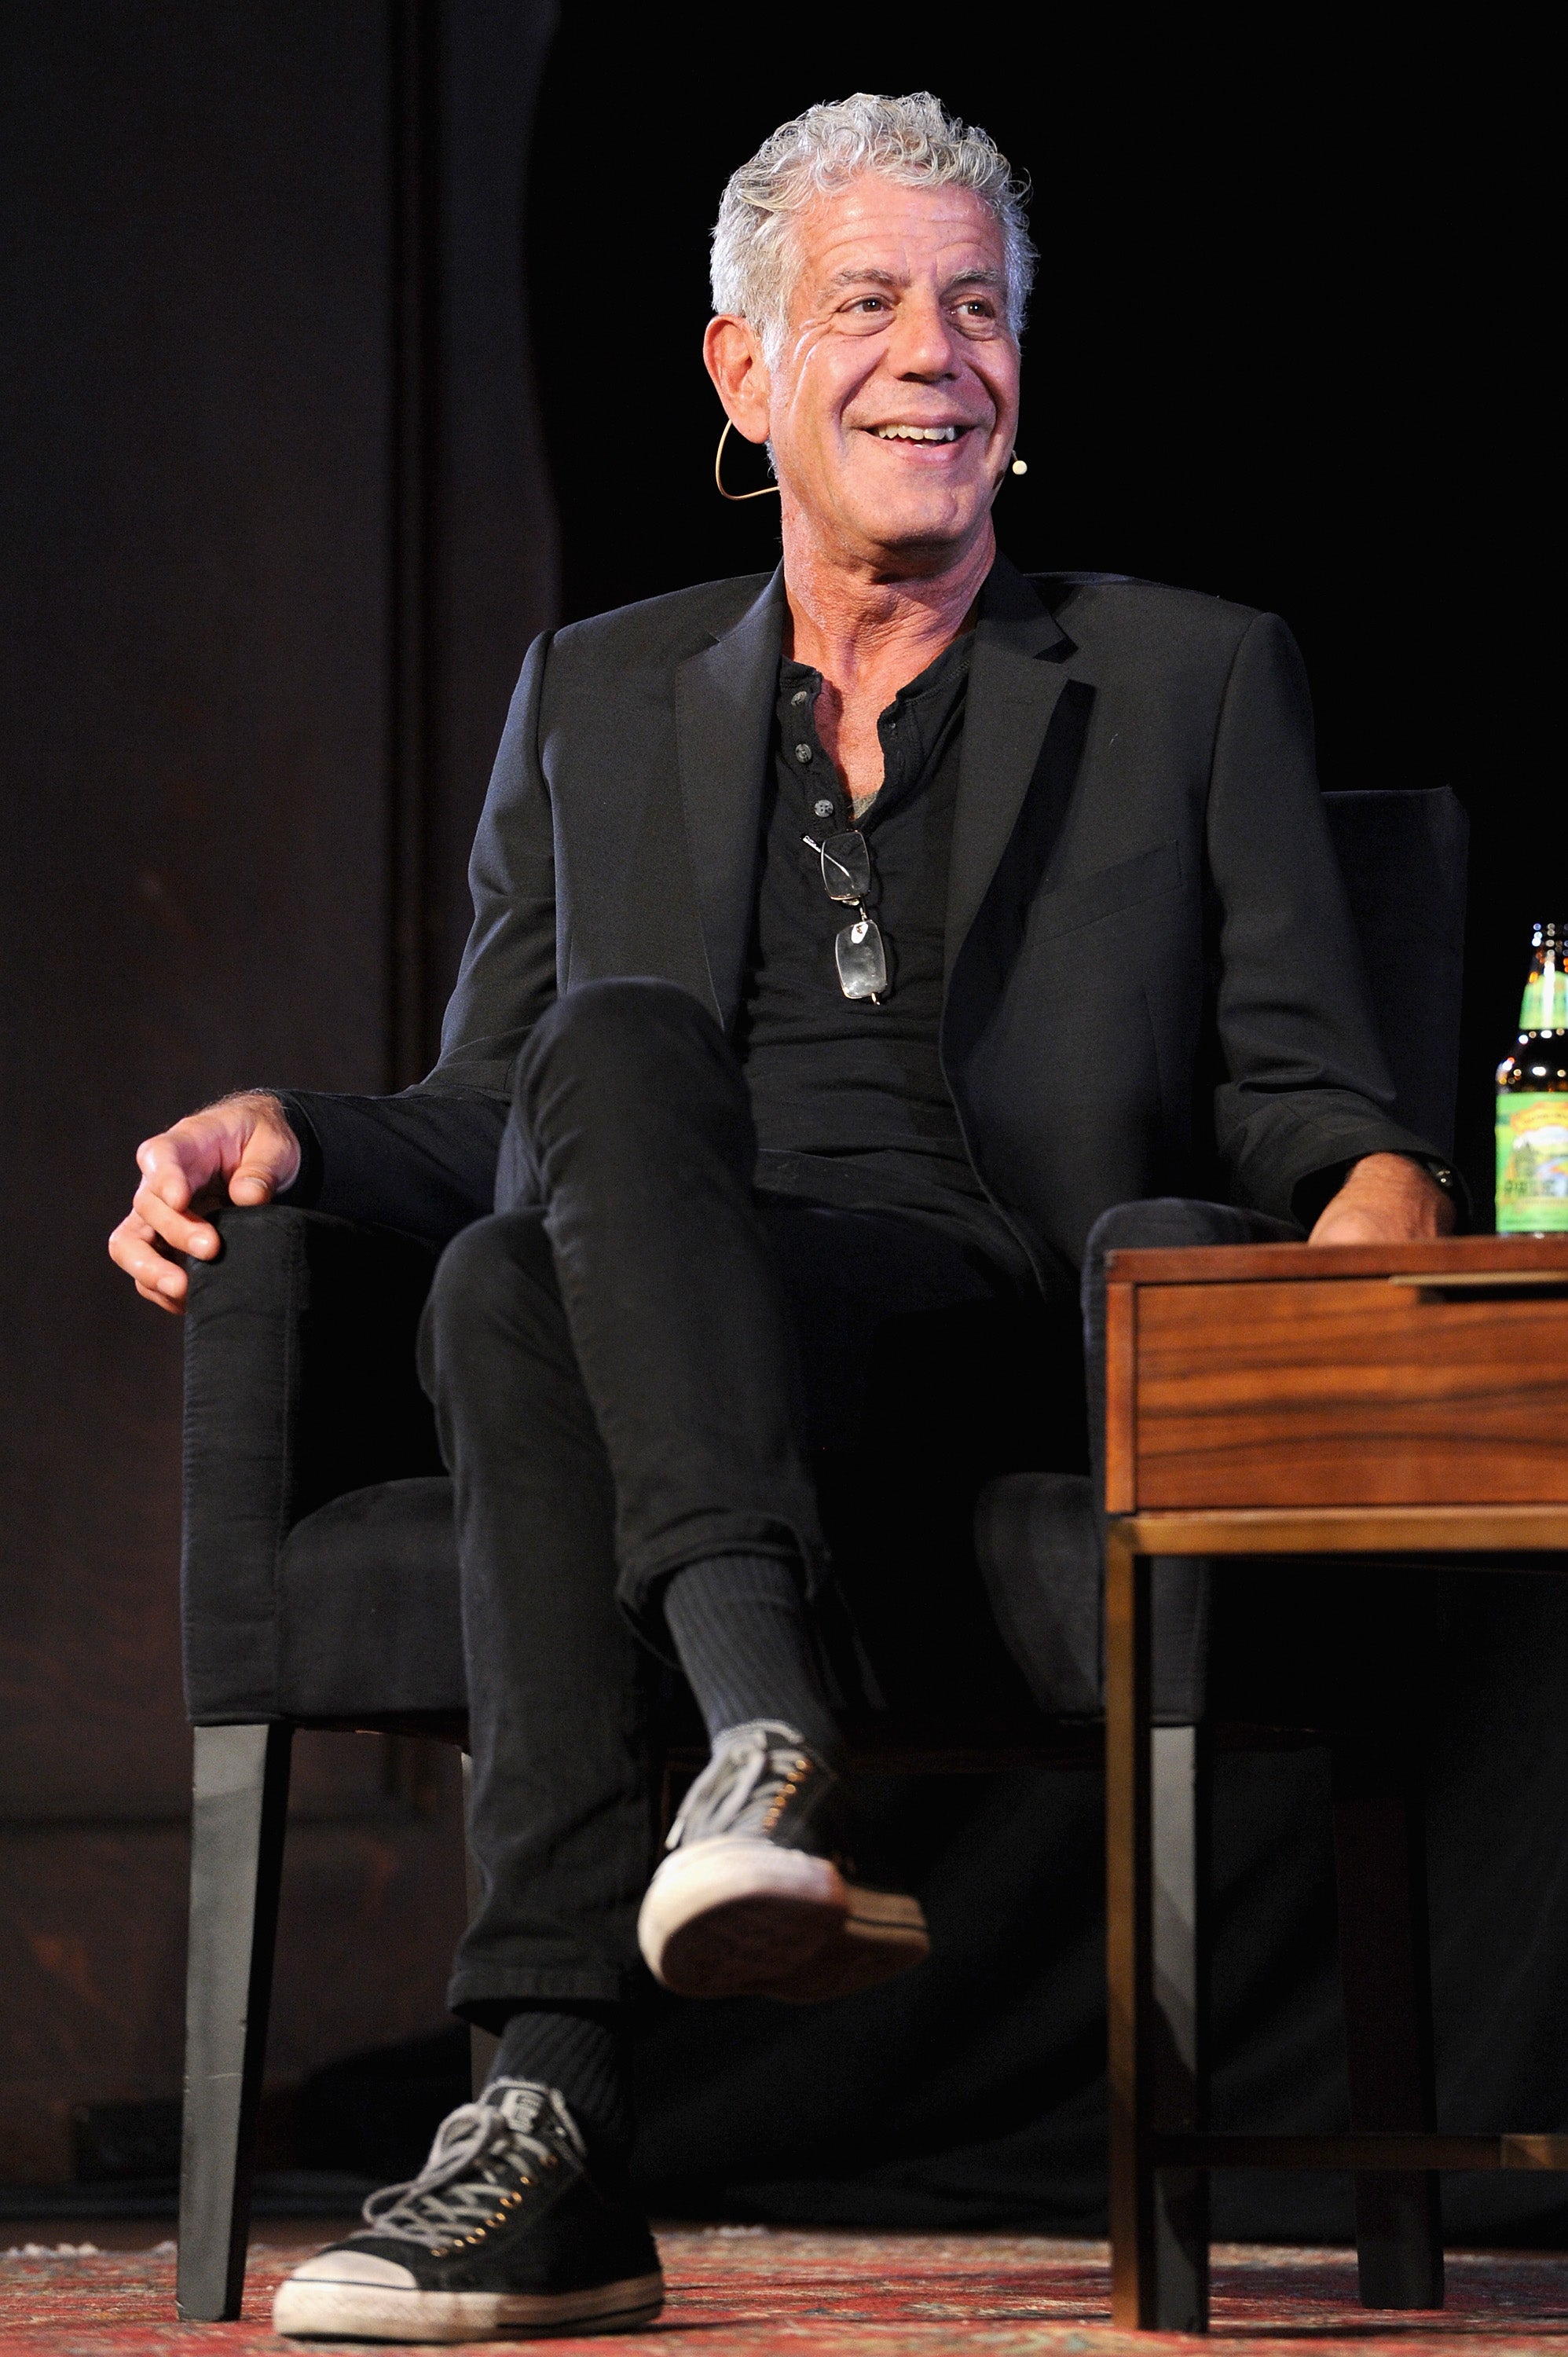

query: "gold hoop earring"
xmin=715 ymin=418 xmax=780 ymax=502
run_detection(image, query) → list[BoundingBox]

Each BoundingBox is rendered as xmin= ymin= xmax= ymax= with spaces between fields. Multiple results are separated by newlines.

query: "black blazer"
xmin=286 ymin=555 xmax=1433 ymax=1283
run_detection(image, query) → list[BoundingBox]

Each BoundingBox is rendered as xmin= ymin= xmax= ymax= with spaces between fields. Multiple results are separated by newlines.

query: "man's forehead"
xmin=793 ymin=179 xmax=1004 ymax=294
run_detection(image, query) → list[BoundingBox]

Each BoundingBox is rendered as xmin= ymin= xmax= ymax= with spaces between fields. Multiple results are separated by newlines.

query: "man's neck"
xmin=782 ymin=515 xmax=996 ymax=699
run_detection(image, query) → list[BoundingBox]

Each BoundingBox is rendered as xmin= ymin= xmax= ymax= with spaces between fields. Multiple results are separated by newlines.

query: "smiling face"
xmin=705 ymin=176 xmax=1021 ymax=580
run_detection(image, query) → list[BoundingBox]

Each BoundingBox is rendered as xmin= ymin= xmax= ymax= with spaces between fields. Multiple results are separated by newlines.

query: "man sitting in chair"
xmin=112 ymin=92 xmax=1455 ymax=2344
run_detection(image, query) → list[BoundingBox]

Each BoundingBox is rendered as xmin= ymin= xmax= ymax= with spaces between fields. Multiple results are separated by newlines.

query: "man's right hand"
xmin=108 ymin=1091 xmax=302 ymax=1314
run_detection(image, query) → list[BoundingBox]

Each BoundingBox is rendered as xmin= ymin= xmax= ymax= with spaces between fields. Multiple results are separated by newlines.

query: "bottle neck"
xmin=1522 ymin=940 xmax=1568 ymax=1033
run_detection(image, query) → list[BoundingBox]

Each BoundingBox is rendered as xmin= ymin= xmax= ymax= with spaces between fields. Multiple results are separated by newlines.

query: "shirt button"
xmin=794 ymin=743 xmax=811 ymax=764
xmin=791 ymin=688 xmax=810 ymax=707
xmin=814 ymin=799 xmax=834 ymax=817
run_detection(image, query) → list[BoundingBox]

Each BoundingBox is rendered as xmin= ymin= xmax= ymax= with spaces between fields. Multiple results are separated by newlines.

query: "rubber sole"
xmin=272 ymin=2267 xmax=665 ymax=2341
xmin=638 ymin=1837 xmax=929 ymax=2001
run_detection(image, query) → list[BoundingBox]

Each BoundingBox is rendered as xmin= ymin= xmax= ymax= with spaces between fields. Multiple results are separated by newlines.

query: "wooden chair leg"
xmin=461 ymin=1754 xmax=500 ymax=2096
xmin=176 ymin=1722 xmax=292 ymax=2322
xmin=1332 ymin=1739 xmax=1443 ymax=2310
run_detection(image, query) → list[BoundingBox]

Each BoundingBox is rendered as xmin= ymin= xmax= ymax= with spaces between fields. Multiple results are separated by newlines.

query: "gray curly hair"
xmin=711 ymin=92 xmax=1035 ymax=361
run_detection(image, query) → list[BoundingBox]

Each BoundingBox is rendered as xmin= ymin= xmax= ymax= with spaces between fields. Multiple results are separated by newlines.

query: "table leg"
xmin=1152 ymin=1720 xmax=1211 ymax=2330
xmin=1107 ymin=1527 xmax=1154 ymax=2326
xmin=1108 ymin=1527 xmax=1211 ymax=2330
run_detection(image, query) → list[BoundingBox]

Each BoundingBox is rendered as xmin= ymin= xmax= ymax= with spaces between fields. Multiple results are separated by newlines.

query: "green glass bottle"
xmin=1496 ymin=920 xmax=1568 ymax=1233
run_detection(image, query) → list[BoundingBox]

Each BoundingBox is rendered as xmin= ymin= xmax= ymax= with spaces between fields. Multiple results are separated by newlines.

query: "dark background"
xmin=3 ymin=0 xmax=1563 ymax=2230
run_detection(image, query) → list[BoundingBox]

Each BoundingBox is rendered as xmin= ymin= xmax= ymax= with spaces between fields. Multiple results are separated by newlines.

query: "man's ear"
xmin=702 ymin=315 xmax=771 ymax=446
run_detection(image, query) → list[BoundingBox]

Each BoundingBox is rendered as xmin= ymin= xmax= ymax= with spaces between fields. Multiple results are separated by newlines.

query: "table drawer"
xmin=1109 ymin=1274 xmax=1568 ymax=1509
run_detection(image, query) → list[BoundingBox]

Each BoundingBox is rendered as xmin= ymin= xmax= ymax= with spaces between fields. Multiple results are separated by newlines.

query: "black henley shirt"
xmin=736 ymin=631 xmax=1032 ymax=1287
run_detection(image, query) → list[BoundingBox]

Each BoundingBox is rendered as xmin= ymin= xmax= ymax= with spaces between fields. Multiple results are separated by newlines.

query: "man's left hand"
xmin=1308 ymin=1153 xmax=1456 ymax=1246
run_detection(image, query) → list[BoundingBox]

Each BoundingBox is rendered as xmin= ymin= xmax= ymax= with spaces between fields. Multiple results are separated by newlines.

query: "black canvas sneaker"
xmin=272 ymin=2080 xmax=661 ymax=2342
xmin=636 ymin=1718 xmax=929 ymax=2003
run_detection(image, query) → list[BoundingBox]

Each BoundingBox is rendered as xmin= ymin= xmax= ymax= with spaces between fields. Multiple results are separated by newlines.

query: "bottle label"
xmin=1497 ymin=1094 xmax=1568 ymax=1231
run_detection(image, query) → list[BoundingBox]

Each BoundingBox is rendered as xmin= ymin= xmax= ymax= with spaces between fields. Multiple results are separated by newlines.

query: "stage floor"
xmin=3 ymin=2227 xmax=1567 ymax=2353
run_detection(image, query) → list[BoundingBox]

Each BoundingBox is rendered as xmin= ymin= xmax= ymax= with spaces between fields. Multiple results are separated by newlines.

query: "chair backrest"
xmin=1323 ymin=786 xmax=1468 ymax=1158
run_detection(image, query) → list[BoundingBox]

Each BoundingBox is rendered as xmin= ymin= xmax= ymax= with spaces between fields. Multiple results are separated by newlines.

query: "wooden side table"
xmin=1102 ymin=1235 xmax=1568 ymax=2330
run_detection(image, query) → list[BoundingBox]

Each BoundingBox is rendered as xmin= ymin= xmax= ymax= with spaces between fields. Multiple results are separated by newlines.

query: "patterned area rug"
xmin=3 ymin=2229 xmax=1568 ymax=2353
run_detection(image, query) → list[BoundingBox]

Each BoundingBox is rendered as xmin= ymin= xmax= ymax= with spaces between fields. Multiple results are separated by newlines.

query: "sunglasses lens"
xmin=835 ymin=915 xmax=888 ymax=999
xmin=819 ymin=830 xmax=872 ymax=903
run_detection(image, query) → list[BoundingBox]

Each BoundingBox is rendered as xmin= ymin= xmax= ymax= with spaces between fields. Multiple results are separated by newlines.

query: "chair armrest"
xmin=181 ymin=1204 xmax=445 ymax=1721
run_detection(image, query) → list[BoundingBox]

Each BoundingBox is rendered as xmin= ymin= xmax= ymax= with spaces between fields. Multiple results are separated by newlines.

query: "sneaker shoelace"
xmin=353 ymin=2080 xmax=584 ymax=2253
xmin=665 ymin=1721 xmax=814 ymax=1853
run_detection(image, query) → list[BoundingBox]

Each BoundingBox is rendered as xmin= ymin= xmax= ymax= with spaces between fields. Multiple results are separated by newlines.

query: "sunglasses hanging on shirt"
xmin=804 ymin=830 xmax=888 ymax=1004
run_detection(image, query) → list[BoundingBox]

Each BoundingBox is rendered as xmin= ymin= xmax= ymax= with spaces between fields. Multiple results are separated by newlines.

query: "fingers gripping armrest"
xmin=181 ymin=1206 xmax=445 ymax=1722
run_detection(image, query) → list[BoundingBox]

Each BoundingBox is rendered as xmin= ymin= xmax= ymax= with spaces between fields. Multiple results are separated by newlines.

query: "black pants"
xmin=418 ymin=981 xmax=1082 ymax=2016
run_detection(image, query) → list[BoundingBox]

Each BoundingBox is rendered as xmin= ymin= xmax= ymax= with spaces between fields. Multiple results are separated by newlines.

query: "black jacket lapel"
xmin=674 ymin=568 xmax=785 ymax=1028
xmin=943 ymin=559 xmax=1095 ymax=1065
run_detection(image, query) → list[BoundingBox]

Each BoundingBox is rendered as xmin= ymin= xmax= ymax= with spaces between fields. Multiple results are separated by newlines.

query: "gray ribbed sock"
xmin=662 ymin=1553 xmax=842 ymax=1761
xmin=488 ymin=2004 xmax=630 ymax=2170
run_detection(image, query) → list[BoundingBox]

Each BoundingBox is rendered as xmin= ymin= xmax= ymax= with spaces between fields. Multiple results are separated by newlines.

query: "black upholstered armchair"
xmin=174 ymin=789 xmax=1467 ymax=2324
